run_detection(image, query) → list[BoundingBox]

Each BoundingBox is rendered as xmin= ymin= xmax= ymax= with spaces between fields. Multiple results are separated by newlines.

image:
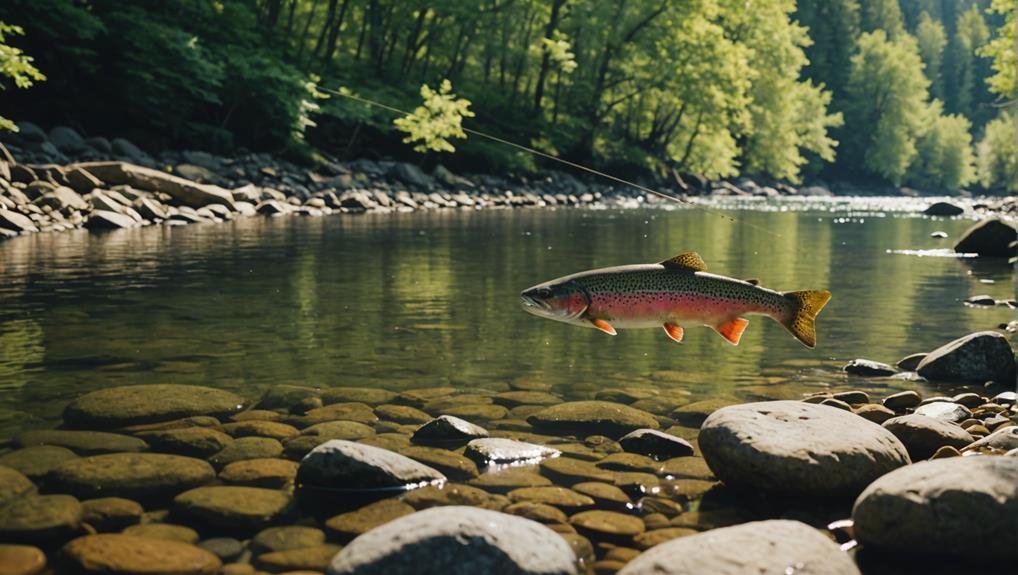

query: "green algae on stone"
xmin=0 ymin=446 xmax=79 ymax=480
xmin=61 ymin=534 xmax=222 ymax=575
xmin=63 ymin=385 xmax=246 ymax=428
xmin=0 ymin=466 xmax=36 ymax=506
xmin=15 ymin=429 xmax=147 ymax=455
xmin=48 ymin=453 xmax=215 ymax=500
xmin=324 ymin=498 xmax=415 ymax=542
xmin=174 ymin=486 xmax=294 ymax=531
xmin=0 ymin=494 xmax=83 ymax=542
xmin=81 ymin=497 xmax=143 ymax=532
xmin=528 ymin=401 xmax=659 ymax=438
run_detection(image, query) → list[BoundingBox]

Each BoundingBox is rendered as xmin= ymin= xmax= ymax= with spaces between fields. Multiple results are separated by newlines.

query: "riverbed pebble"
xmin=853 ymin=456 xmax=1018 ymax=559
xmin=80 ymin=497 xmax=143 ymax=532
xmin=296 ymin=439 xmax=445 ymax=491
xmin=174 ymin=486 xmax=294 ymax=530
xmin=882 ymin=414 xmax=974 ymax=460
xmin=0 ymin=446 xmax=78 ymax=480
xmin=325 ymin=506 xmax=577 ymax=575
xmin=0 ymin=544 xmax=46 ymax=575
xmin=61 ymin=534 xmax=222 ymax=574
xmin=699 ymin=400 xmax=910 ymax=497
xmin=0 ymin=494 xmax=82 ymax=542
xmin=618 ymin=519 xmax=860 ymax=575
xmin=63 ymin=384 xmax=246 ymax=428
xmin=411 ymin=415 xmax=488 ymax=445
xmin=47 ymin=453 xmax=215 ymax=500
xmin=619 ymin=429 xmax=694 ymax=459
xmin=464 ymin=438 xmax=560 ymax=465
xmin=15 ymin=429 xmax=147 ymax=455
xmin=528 ymin=401 xmax=659 ymax=438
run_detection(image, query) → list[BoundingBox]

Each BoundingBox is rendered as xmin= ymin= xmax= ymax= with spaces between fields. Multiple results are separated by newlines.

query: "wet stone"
xmin=300 ymin=402 xmax=377 ymax=425
xmin=883 ymin=390 xmax=922 ymax=410
xmin=209 ymin=437 xmax=284 ymax=467
xmin=896 ymin=353 xmax=927 ymax=371
xmin=320 ymin=387 xmax=398 ymax=406
xmin=508 ymin=486 xmax=595 ymax=508
xmin=374 ymin=404 xmax=431 ymax=425
xmin=357 ymin=433 xmax=412 ymax=452
xmin=324 ymin=499 xmax=415 ymax=542
xmin=528 ymin=401 xmax=660 ymax=438
xmin=619 ymin=429 xmax=694 ymax=459
xmin=596 ymin=453 xmax=661 ymax=473
xmin=218 ymin=458 xmax=298 ymax=488
xmin=0 ymin=446 xmax=78 ymax=480
xmin=217 ymin=421 xmax=299 ymax=440
xmin=81 ymin=498 xmax=143 ymax=532
xmin=964 ymin=426 xmax=1018 ymax=451
xmin=412 ymin=415 xmax=488 ymax=446
xmin=122 ymin=523 xmax=199 ymax=544
xmin=15 ymin=429 xmax=147 ymax=455
xmin=833 ymin=390 xmax=871 ymax=404
xmin=854 ymin=404 xmax=897 ymax=424
xmin=612 ymin=472 xmax=661 ymax=499
xmin=464 ymin=438 xmax=560 ymax=465
xmin=255 ymin=385 xmax=321 ymax=412
xmin=632 ymin=528 xmax=698 ymax=550
xmin=503 ymin=502 xmax=569 ymax=524
xmin=48 ymin=453 xmax=215 ymax=500
xmin=467 ymin=467 xmax=552 ymax=493
xmin=570 ymin=510 xmax=644 ymax=539
xmin=843 ymin=360 xmax=896 ymax=377
xmin=0 ymin=494 xmax=82 ymax=542
xmin=326 ymin=506 xmax=576 ymax=575
xmin=61 ymin=534 xmax=222 ymax=575
xmin=422 ymin=394 xmax=494 ymax=413
xmin=297 ymin=439 xmax=445 ymax=492
xmin=913 ymin=401 xmax=972 ymax=423
xmin=571 ymin=482 xmax=632 ymax=508
xmin=0 ymin=544 xmax=46 ymax=575
xmin=658 ymin=456 xmax=715 ymax=480
xmin=123 ymin=416 xmax=222 ymax=434
xmin=820 ymin=398 xmax=853 ymax=411
xmin=540 ymin=457 xmax=614 ymax=485
xmin=399 ymin=446 xmax=479 ymax=480
xmin=595 ymin=389 xmax=658 ymax=404
xmin=642 ymin=512 xmax=670 ymax=530
xmin=174 ymin=486 xmax=294 ymax=531
xmin=251 ymin=525 xmax=325 ymax=554
xmin=492 ymin=391 xmax=563 ymax=407
xmin=636 ymin=497 xmax=684 ymax=517
xmin=197 ymin=538 xmax=244 ymax=562
xmin=135 ymin=427 xmax=234 ymax=458
xmin=916 ymin=331 xmax=1017 ymax=383
xmin=256 ymin=544 xmax=342 ymax=572
xmin=401 ymin=483 xmax=503 ymax=511
xmin=882 ymin=414 xmax=974 ymax=460
xmin=300 ymin=420 xmax=376 ymax=441
xmin=63 ymin=384 xmax=246 ymax=428
xmin=0 ymin=468 xmax=35 ymax=512
xmin=619 ymin=520 xmax=860 ymax=575
xmin=670 ymin=399 xmax=736 ymax=427
xmin=440 ymin=403 xmax=509 ymax=421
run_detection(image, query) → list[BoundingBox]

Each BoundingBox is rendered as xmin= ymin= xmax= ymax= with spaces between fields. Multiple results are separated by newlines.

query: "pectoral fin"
xmin=663 ymin=323 xmax=684 ymax=343
xmin=714 ymin=318 xmax=749 ymax=345
xmin=590 ymin=318 xmax=617 ymax=336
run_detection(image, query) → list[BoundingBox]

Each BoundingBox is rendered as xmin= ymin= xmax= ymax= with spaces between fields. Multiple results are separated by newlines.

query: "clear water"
xmin=0 ymin=200 xmax=1014 ymax=439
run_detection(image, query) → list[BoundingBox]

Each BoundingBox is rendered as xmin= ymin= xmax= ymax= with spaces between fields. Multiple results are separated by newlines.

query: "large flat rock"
xmin=63 ymin=384 xmax=246 ymax=428
xmin=699 ymin=401 xmax=910 ymax=497
xmin=297 ymin=439 xmax=446 ymax=491
xmin=48 ymin=453 xmax=215 ymax=500
xmin=916 ymin=331 xmax=1016 ymax=383
xmin=527 ymin=401 xmax=659 ymax=438
xmin=62 ymin=534 xmax=221 ymax=574
xmin=76 ymin=162 xmax=236 ymax=210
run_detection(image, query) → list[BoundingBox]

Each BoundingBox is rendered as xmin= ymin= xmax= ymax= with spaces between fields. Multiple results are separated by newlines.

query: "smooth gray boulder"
xmin=964 ymin=426 xmax=1018 ymax=452
xmin=853 ymin=456 xmax=1018 ymax=559
xmin=699 ymin=401 xmax=910 ymax=497
xmin=77 ymin=161 xmax=235 ymax=210
xmin=954 ymin=218 xmax=1017 ymax=257
xmin=916 ymin=331 xmax=1016 ymax=383
xmin=619 ymin=429 xmax=694 ymax=459
xmin=326 ymin=506 xmax=577 ymax=575
xmin=297 ymin=440 xmax=445 ymax=491
xmin=618 ymin=519 xmax=860 ymax=575
xmin=464 ymin=438 xmax=560 ymax=465
xmin=412 ymin=415 xmax=488 ymax=445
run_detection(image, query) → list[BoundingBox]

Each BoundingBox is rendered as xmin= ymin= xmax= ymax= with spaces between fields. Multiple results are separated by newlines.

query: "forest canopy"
xmin=0 ymin=0 xmax=1014 ymax=192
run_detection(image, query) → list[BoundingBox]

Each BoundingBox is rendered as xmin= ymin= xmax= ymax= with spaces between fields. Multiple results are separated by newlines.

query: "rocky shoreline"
xmin=2 ymin=123 xmax=1017 ymax=242
xmin=0 ymin=326 xmax=1015 ymax=574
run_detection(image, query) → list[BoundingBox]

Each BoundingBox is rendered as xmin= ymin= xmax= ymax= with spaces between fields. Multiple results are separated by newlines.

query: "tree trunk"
xmin=533 ymin=0 xmax=567 ymax=114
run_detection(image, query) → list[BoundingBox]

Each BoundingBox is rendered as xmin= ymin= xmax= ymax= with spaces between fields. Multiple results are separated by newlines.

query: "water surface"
xmin=1 ymin=201 xmax=1014 ymax=438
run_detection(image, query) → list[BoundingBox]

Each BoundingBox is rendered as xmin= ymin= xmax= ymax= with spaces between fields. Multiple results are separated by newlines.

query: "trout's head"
xmin=520 ymin=280 xmax=589 ymax=322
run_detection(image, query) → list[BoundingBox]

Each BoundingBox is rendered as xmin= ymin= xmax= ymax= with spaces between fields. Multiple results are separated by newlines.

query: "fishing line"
xmin=321 ymin=86 xmax=784 ymax=238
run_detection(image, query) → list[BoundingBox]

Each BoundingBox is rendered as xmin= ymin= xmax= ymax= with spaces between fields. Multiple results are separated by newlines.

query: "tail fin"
xmin=781 ymin=290 xmax=832 ymax=348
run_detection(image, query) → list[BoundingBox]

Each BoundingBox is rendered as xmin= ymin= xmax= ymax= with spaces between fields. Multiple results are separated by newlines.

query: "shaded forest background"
xmin=0 ymin=0 xmax=1014 ymax=193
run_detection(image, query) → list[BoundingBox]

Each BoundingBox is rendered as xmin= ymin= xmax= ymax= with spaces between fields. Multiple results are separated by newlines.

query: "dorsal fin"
xmin=659 ymin=251 xmax=707 ymax=272
xmin=744 ymin=278 xmax=760 ymax=286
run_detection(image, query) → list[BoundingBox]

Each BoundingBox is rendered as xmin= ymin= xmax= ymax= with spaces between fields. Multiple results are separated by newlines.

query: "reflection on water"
xmin=0 ymin=203 xmax=1014 ymax=438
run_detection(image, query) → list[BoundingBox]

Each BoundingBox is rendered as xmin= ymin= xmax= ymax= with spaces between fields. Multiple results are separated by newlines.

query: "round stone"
xmin=883 ymin=391 xmax=922 ymax=410
xmin=492 ymin=391 xmax=563 ymax=407
xmin=0 ymin=544 xmax=46 ymax=575
xmin=63 ymin=384 xmax=246 ymax=428
xmin=503 ymin=502 xmax=568 ymax=524
xmin=326 ymin=506 xmax=576 ymax=575
xmin=174 ymin=486 xmax=294 ymax=530
xmin=467 ymin=467 xmax=552 ymax=493
xmin=320 ymin=387 xmax=398 ymax=406
xmin=632 ymin=528 xmax=699 ymax=550
xmin=217 ymin=421 xmax=299 ymax=440
xmin=197 ymin=538 xmax=243 ymax=562
xmin=670 ymin=399 xmax=736 ymax=427
xmin=464 ymin=438 xmax=560 ymax=465
xmin=882 ymin=414 xmax=974 ymax=460
xmin=916 ymin=331 xmax=1016 ymax=383
xmin=0 ymin=446 xmax=78 ymax=480
xmin=209 ymin=437 xmax=283 ymax=467
xmin=853 ymin=456 xmax=1018 ymax=559
xmin=49 ymin=453 xmax=215 ymax=500
xmin=0 ymin=495 xmax=82 ymax=542
xmin=81 ymin=498 xmax=143 ymax=532
xmin=374 ymin=404 xmax=431 ymax=424
xmin=15 ymin=430 xmax=147 ymax=455
xmin=135 ymin=428 xmax=234 ymax=458
xmin=528 ymin=401 xmax=659 ymax=438
xmin=412 ymin=415 xmax=489 ymax=445
xmin=570 ymin=510 xmax=644 ymax=538
xmin=699 ymin=400 xmax=910 ymax=497
xmin=255 ymin=544 xmax=343 ymax=572
xmin=619 ymin=520 xmax=860 ymax=574
xmin=296 ymin=439 xmax=446 ymax=491
xmin=122 ymin=523 xmax=199 ymax=543
xmin=62 ymin=534 xmax=221 ymax=574
xmin=324 ymin=499 xmax=415 ymax=542
xmin=540 ymin=457 xmax=614 ymax=484
xmin=0 ymin=466 xmax=35 ymax=507
xmin=842 ymin=359 xmax=896 ymax=377
xmin=619 ymin=429 xmax=694 ymax=459
xmin=300 ymin=403 xmax=377 ymax=425
xmin=218 ymin=458 xmax=298 ymax=488
xmin=251 ymin=525 xmax=326 ymax=554
xmin=572 ymin=482 xmax=631 ymax=507
xmin=300 ymin=421 xmax=376 ymax=441
xmin=398 ymin=447 xmax=479 ymax=480
xmin=596 ymin=453 xmax=661 ymax=473
xmin=508 ymin=487 xmax=595 ymax=508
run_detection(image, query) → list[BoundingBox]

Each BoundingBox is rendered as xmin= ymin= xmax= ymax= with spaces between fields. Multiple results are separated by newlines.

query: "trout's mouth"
xmin=520 ymin=293 xmax=551 ymax=312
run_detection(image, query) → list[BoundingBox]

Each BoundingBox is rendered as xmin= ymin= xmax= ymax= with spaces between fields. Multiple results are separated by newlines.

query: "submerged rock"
xmin=620 ymin=429 xmax=694 ymax=459
xmin=412 ymin=415 xmax=488 ymax=445
xmin=297 ymin=439 xmax=445 ymax=491
xmin=0 ymin=446 xmax=79 ymax=480
xmin=954 ymin=218 xmax=1017 ymax=257
xmin=174 ymin=486 xmax=294 ymax=531
xmin=0 ymin=494 xmax=83 ymax=542
xmin=47 ymin=453 xmax=215 ymax=500
xmin=62 ymin=534 xmax=221 ymax=574
xmin=464 ymin=438 xmax=560 ymax=465
xmin=63 ymin=384 xmax=246 ymax=428
xmin=15 ymin=430 xmax=147 ymax=455
xmin=325 ymin=498 xmax=415 ymax=542
xmin=699 ymin=401 xmax=910 ymax=497
xmin=527 ymin=401 xmax=659 ymax=438
xmin=618 ymin=520 xmax=860 ymax=575
xmin=916 ymin=331 xmax=1016 ymax=383
xmin=842 ymin=359 xmax=896 ymax=377
xmin=326 ymin=506 xmax=577 ymax=575
xmin=0 ymin=466 xmax=36 ymax=507
xmin=80 ymin=497 xmax=143 ymax=532
xmin=881 ymin=415 xmax=974 ymax=460
xmin=0 ymin=544 xmax=46 ymax=575
xmin=853 ymin=456 xmax=1018 ymax=559
xmin=923 ymin=202 xmax=964 ymax=216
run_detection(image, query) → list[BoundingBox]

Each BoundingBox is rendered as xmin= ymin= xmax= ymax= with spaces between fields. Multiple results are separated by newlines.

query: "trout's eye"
xmin=536 ymin=288 xmax=553 ymax=299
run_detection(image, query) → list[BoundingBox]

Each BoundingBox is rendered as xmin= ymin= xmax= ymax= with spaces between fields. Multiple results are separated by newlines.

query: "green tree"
xmin=980 ymin=0 xmax=1016 ymax=99
xmin=860 ymin=0 xmax=905 ymax=39
xmin=843 ymin=30 xmax=930 ymax=184
xmin=944 ymin=4 xmax=991 ymax=121
xmin=0 ymin=20 xmax=45 ymax=131
xmin=394 ymin=80 xmax=474 ymax=153
xmin=795 ymin=0 xmax=860 ymax=98
xmin=976 ymin=112 xmax=1017 ymax=192
xmin=907 ymin=102 xmax=976 ymax=191
xmin=915 ymin=12 xmax=947 ymax=100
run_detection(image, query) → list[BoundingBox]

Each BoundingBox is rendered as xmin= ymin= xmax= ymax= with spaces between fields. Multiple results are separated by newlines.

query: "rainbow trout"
xmin=520 ymin=252 xmax=831 ymax=347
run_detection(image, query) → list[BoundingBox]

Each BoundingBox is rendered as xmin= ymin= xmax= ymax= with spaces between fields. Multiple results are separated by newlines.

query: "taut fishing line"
xmin=321 ymin=86 xmax=784 ymax=238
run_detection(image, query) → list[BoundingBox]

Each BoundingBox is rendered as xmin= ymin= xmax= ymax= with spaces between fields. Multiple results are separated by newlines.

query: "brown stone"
xmin=61 ymin=534 xmax=221 ymax=574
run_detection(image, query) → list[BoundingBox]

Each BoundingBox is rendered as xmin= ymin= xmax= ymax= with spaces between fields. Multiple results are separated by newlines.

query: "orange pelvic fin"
xmin=663 ymin=323 xmax=684 ymax=343
xmin=714 ymin=318 xmax=749 ymax=345
xmin=590 ymin=318 xmax=617 ymax=335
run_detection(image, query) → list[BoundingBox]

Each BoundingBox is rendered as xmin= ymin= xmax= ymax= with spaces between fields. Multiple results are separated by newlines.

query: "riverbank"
xmin=2 ymin=124 xmax=1017 ymax=243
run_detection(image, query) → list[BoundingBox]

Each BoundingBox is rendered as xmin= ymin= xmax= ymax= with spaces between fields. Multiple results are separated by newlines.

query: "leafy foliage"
xmin=977 ymin=112 xmax=1017 ymax=192
xmin=980 ymin=0 xmax=1016 ymax=99
xmin=394 ymin=80 xmax=474 ymax=153
xmin=0 ymin=21 xmax=45 ymax=131
xmin=907 ymin=102 xmax=976 ymax=191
